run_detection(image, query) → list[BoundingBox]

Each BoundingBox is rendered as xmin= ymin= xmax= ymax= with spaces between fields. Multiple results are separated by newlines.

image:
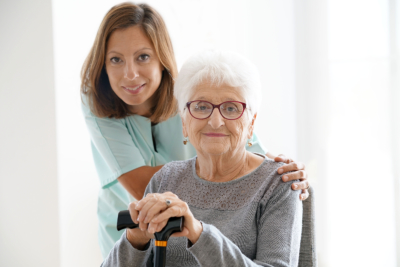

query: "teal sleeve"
xmin=246 ymin=132 xmax=268 ymax=155
xmin=81 ymin=101 xmax=146 ymax=188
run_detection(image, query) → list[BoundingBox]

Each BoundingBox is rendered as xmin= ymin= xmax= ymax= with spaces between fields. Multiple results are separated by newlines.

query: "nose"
xmin=124 ymin=60 xmax=139 ymax=80
xmin=208 ymin=108 xmax=225 ymax=129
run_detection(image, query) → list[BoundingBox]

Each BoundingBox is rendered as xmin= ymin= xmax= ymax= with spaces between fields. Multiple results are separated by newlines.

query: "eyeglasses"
xmin=186 ymin=100 xmax=247 ymax=120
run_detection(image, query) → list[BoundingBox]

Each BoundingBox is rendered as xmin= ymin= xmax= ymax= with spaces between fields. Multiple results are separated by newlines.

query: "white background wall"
xmin=0 ymin=0 xmax=60 ymax=266
xmin=1 ymin=0 xmax=399 ymax=266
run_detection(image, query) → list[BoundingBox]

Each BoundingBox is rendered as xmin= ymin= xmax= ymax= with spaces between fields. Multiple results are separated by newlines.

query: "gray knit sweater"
xmin=102 ymin=157 xmax=303 ymax=267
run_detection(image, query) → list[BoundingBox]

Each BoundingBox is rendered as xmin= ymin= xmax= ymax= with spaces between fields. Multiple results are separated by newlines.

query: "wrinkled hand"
xmin=274 ymin=154 xmax=309 ymax=201
xmin=129 ymin=192 xmax=203 ymax=244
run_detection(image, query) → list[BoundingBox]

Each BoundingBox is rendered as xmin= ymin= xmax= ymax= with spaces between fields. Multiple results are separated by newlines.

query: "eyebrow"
xmin=107 ymin=50 xmax=123 ymax=56
xmin=134 ymin=47 xmax=152 ymax=55
xmin=196 ymin=97 xmax=238 ymax=102
xmin=107 ymin=47 xmax=153 ymax=56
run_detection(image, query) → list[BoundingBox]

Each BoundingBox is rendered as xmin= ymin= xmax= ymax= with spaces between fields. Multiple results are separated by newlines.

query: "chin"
xmin=201 ymin=144 xmax=229 ymax=156
xmin=121 ymin=95 xmax=146 ymax=106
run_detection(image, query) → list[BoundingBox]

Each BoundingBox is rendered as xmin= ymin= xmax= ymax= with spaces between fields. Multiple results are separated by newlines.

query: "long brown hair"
xmin=81 ymin=2 xmax=178 ymax=122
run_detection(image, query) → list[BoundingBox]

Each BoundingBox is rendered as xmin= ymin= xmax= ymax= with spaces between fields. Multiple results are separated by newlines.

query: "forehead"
xmin=106 ymin=26 xmax=154 ymax=52
xmin=190 ymin=82 xmax=245 ymax=102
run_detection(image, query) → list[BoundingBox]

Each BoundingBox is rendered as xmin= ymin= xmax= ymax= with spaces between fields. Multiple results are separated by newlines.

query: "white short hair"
xmin=174 ymin=50 xmax=262 ymax=117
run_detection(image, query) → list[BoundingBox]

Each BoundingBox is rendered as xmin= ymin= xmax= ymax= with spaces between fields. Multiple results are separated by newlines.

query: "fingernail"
xmin=144 ymin=217 xmax=149 ymax=223
xmin=137 ymin=217 xmax=140 ymax=222
xmin=293 ymin=184 xmax=297 ymax=189
xmin=278 ymin=169 xmax=283 ymax=174
xmin=282 ymin=175 xmax=288 ymax=181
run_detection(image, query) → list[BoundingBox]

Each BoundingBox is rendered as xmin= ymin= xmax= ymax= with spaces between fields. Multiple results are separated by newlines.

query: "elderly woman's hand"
xmin=274 ymin=154 xmax=309 ymax=201
xmin=125 ymin=200 xmax=154 ymax=250
xmin=133 ymin=192 xmax=203 ymax=244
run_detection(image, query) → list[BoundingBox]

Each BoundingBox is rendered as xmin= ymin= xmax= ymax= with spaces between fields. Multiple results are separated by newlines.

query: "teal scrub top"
xmin=81 ymin=101 xmax=267 ymax=258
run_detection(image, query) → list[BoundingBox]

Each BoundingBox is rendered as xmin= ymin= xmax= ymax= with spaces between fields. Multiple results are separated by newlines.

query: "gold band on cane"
xmin=155 ymin=241 xmax=167 ymax=247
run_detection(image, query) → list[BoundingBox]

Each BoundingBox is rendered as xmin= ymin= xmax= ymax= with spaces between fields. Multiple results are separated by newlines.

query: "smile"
xmin=122 ymin=84 xmax=145 ymax=95
xmin=204 ymin=133 xmax=228 ymax=137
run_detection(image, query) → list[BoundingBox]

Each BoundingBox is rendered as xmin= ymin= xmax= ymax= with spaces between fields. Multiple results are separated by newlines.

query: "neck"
xmin=128 ymin=95 xmax=156 ymax=118
xmin=196 ymin=148 xmax=250 ymax=183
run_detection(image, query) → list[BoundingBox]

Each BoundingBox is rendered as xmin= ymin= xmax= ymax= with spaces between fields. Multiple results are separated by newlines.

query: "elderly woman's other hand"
xmin=134 ymin=192 xmax=203 ymax=244
xmin=274 ymin=154 xmax=309 ymax=201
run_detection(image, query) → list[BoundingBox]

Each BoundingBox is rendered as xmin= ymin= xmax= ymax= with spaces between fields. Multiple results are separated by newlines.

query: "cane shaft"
xmin=154 ymin=246 xmax=167 ymax=267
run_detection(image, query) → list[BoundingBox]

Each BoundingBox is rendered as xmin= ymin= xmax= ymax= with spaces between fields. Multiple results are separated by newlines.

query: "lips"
xmin=122 ymin=84 xmax=145 ymax=95
xmin=204 ymin=133 xmax=228 ymax=137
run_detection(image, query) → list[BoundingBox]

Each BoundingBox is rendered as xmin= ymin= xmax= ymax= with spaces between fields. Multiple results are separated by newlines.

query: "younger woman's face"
xmin=105 ymin=26 xmax=164 ymax=116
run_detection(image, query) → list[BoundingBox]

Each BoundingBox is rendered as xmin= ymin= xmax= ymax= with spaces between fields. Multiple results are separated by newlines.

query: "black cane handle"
xmin=117 ymin=210 xmax=139 ymax=231
xmin=117 ymin=210 xmax=184 ymax=267
xmin=117 ymin=210 xmax=184 ymax=238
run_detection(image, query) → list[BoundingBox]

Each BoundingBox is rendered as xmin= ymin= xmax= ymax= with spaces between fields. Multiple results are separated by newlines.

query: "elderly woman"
xmin=101 ymin=50 xmax=303 ymax=267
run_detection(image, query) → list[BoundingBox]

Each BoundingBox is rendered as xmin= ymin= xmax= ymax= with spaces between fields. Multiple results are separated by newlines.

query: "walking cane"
xmin=117 ymin=210 xmax=184 ymax=267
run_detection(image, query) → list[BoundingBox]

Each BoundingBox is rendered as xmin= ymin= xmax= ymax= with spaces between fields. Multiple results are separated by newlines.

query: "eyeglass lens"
xmin=189 ymin=101 xmax=244 ymax=119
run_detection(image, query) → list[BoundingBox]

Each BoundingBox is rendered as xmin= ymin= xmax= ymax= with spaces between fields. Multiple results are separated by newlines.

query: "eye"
xmin=222 ymin=102 xmax=241 ymax=113
xmin=138 ymin=54 xmax=150 ymax=62
xmin=110 ymin=57 xmax=121 ymax=64
xmin=197 ymin=105 xmax=208 ymax=111
xmin=193 ymin=102 xmax=212 ymax=112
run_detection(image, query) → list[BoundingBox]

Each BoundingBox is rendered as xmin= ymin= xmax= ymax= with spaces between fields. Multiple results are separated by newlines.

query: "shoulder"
xmin=254 ymin=157 xmax=285 ymax=183
xmin=255 ymin=159 xmax=300 ymax=210
xmin=81 ymin=95 xmax=127 ymax=130
xmin=251 ymin=158 xmax=298 ymax=201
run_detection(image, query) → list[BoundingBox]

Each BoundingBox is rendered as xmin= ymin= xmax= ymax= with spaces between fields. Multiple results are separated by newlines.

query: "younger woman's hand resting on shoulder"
xmin=128 ymin=192 xmax=203 ymax=246
xmin=272 ymin=154 xmax=310 ymax=201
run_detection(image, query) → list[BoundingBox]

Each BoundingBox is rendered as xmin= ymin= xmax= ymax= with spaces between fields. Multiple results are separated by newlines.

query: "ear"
xmin=181 ymin=116 xmax=188 ymax=138
xmin=247 ymin=113 xmax=257 ymax=139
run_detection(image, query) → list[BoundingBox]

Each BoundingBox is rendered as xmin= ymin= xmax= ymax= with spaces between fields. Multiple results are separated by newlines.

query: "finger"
xmin=274 ymin=154 xmax=290 ymax=164
xmin=135 ymin=193 xmax=155 ymax=211
xmin=152 ymin=205 xmax=186 ymax=224
xmin=148 ymin=219 xmax=169 ymax=234
xmin=278 ymin=162 xmax=306 ymax=175
xmin=291 ymin=180 xmax=309 ymax=191
xmin=147 ymin=220 xmax=164 ymax=234
xmin=139 ymin=220 xmax=148 ymax=232
xmin=128 ymin=201 xmax=140 ymax=224
xmin=143 ymin=200 xmax=169 ymax=224
xmin=282 ymin=170 xmax=307 ymax=182
xmin=137 ymin=194 xmax=162 ymax=222
xmin=136 ymin=192 xmax=165 ymax=210
xmin=300 ymin=189 xmax=309 ymax=201
xmin=142 ymin=192 xmax=178 ymax=223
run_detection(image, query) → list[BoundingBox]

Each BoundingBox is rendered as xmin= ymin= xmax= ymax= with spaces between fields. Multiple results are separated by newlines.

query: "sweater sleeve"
xmin=187 ymin=181 xmax=302 ymax=267
xmin=100 ymin=233 xmax=153 ymax=267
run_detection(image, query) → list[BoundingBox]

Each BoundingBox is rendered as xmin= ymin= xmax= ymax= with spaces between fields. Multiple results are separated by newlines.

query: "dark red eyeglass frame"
xmin=186 ymin=100 xmax=247 ymax=120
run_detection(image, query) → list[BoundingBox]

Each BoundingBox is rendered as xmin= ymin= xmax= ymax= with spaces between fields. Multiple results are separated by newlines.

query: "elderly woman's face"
xmin=182 ymin=83 xmax=255 ymax=156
